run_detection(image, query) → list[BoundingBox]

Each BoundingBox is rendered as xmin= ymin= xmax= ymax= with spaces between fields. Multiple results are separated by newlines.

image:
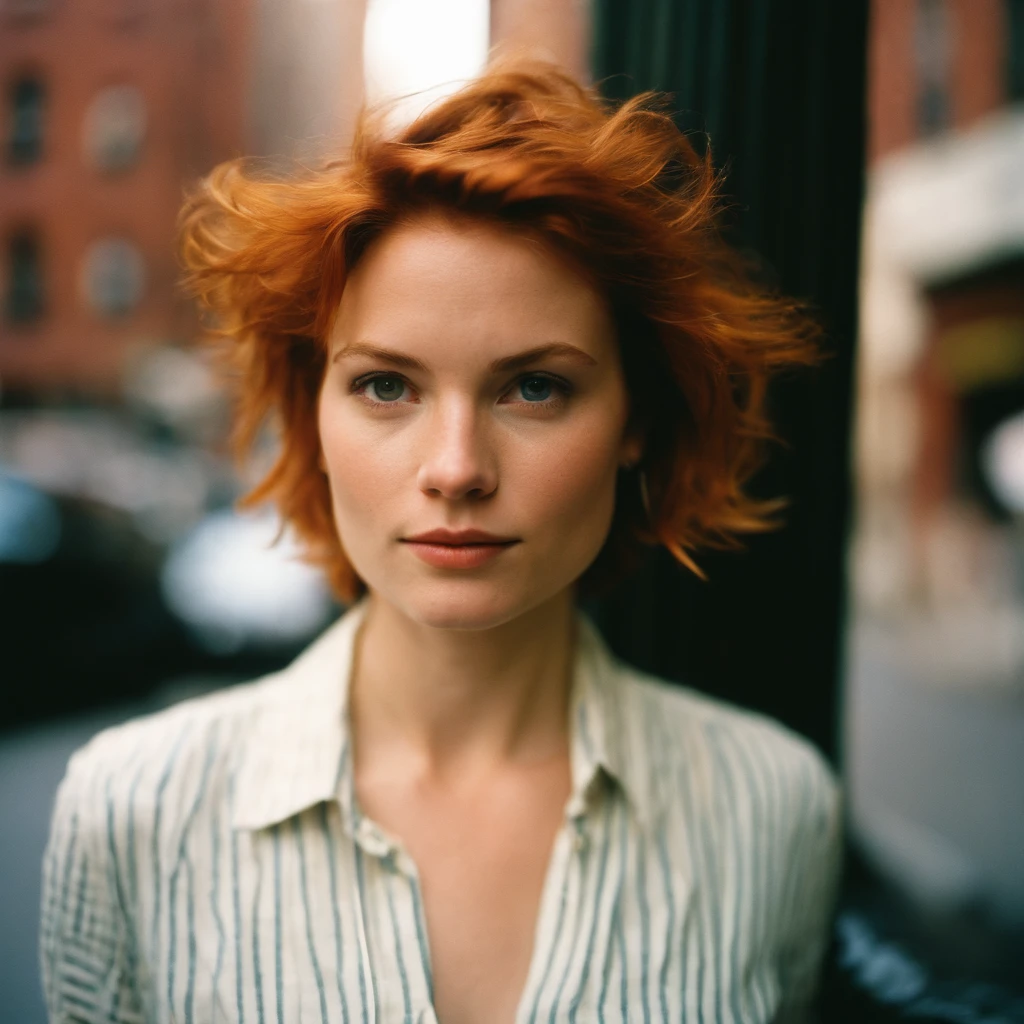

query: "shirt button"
xmin=357 ymin=820 xmax=390 ymax=858
xmin=572 ymin=829 xmax=588 ymax=853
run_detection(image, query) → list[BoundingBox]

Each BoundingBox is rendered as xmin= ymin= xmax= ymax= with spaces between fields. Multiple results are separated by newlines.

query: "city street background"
xmin=3 ymin=0 xmax=1024 ymax=1020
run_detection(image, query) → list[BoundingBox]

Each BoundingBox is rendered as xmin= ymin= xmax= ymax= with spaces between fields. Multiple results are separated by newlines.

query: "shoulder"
xmin=50 ymin=603 xmax=365 ymax=855
xmin=40 ymin=669 xmax=293 ymax=985
xmin=50 ymin=668 xmax=290 ymax=843
xmin=60 ymin=604 xmax=365 ymax=805
xmin=68 ymin=669 xmax=285 ymax=777
xmin=614 ymin=661 xmax=841 ymax=839
xmin=610 ymin=661 xmax=844 ymax=955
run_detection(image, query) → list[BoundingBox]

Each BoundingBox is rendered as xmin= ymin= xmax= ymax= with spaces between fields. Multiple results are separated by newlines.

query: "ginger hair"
xmin=178 ymin=56 xmax=822 ymax=603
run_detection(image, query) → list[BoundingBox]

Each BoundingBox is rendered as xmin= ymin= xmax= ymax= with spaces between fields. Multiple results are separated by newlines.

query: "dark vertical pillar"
xmin=585 ymin=0 xmax=869 ymax=761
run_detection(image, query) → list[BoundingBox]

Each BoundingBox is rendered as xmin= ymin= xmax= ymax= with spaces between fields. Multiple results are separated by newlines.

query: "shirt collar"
xmin=230 ymin=596 xmax=368 ymax=832
xmin=231 ymin=596 xmax=665 ymax=832
xmin=568 ymin=611 xmax=667 ymax=830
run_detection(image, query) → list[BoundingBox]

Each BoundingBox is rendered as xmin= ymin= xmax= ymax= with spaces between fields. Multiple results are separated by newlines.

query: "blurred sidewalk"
xmin=847 ymin=612 xmax=1024 ymax=932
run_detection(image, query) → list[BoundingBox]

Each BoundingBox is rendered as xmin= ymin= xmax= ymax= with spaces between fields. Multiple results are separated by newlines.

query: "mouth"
xmin=402 ymin=540 xmax=517 ymax=546
xmin=400 ymin=538 xmax=519 ymax=569
xmin=403 ymin=530 xmax=519 ymax=545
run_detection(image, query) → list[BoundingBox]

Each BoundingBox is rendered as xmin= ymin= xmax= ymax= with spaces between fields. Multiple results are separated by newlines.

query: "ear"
xmin=619 ymin=422 xmax=646 ymax=469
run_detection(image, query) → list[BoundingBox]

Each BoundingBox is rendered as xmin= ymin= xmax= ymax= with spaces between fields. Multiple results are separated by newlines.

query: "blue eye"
xmin=351 ymin=370 xmax=571 ymax=409
xmin=519 ymin=376 xmax=554 ymax=402
xmin=364 ymin=375 xmax=406 ymax=402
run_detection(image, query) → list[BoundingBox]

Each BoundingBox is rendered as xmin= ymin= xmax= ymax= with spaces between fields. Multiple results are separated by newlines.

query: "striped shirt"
xmin=40 ymin=596 xmax=842 ymax=1024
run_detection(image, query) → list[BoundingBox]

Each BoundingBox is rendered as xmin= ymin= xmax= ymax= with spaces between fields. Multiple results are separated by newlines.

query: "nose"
xmin=415 ymin=397 xmax=498 ymax=502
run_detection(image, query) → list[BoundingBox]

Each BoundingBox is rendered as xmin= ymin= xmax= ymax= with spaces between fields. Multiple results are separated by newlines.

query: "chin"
xmin=376 ymin=572 xmax=550 ymax=632
xmin=416 ymin=582 xmax=530 ymax=631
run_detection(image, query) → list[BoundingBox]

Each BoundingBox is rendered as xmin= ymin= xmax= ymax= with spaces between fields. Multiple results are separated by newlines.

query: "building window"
xmin=1010 ymin=0 xmax=1024 ymax=103
xmin=915 ymin=0 xmax=950 ymax=137
xmin=2 ymin=0 xmax=51 ymax=22
xmin=83 ymin=85 xmax=146 ymax=172
xmin=7 ymin=76 xmax=46 ymax=165
xmin=80 ymin=237 xmax=145 ymax=317
xmin=100 ymin=0 xmax=146 ymax=29
xmin=5 ymin=231 xmax=45 ymax=324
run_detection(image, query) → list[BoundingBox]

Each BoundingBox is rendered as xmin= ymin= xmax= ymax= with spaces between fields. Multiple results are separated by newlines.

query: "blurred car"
xmin=0 ymin=468 xmax=338 ymax=733
xmin=0 ymin=468 xmax=194 ymax=731
xmin=160 ymin=505 xmax=338 ymax=657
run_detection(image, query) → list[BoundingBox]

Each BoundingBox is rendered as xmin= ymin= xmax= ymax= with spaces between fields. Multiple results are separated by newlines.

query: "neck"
xmin=349 ymin=589 xmax=577 ymax=784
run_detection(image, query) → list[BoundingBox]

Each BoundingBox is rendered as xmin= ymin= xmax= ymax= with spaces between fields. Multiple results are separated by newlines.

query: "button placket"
xmin=352 ymin=806 xmax=435 ymax=1021
xmin=571 ymin=820 xmax=589 ymax=854
xmin=356 ymin=817 xmax=393 ymax=860
xmin=349 ymin=836 xmax=378 ymax=1023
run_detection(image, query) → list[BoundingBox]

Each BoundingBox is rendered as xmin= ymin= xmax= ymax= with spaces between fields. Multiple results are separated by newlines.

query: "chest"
xmin=132 ymin=799 xmax=786 ymax=1024
xmin=355 ymin=766 xmax=572 ymax=1024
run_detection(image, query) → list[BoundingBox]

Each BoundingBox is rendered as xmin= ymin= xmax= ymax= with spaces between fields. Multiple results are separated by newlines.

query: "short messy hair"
xmin=177 ymin=56 xmax=821 ymax=604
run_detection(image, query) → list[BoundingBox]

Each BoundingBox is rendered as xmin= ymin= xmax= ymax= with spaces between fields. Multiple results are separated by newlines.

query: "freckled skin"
xmin=317 ymin=211 xmax=642 ymax=630
xmin=315 ymin=212 xmax=644 ymax=1024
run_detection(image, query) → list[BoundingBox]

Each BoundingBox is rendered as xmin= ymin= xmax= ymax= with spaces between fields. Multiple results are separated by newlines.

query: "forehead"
xmin=329 ymin=212 xmax=615 ymax=361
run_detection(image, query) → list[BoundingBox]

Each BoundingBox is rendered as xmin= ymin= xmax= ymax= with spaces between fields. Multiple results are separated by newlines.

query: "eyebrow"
xmin=331 ymin=342 xmax=598 ymax=373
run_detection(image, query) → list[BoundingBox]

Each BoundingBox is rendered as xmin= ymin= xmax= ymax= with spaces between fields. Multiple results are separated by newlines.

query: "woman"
xmin=41 ymin=59 xmax=842 ymax=1024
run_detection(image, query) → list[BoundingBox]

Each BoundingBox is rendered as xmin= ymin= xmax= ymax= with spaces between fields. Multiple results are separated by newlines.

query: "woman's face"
xmin=318 ymin=211 xmax=642 ymax=630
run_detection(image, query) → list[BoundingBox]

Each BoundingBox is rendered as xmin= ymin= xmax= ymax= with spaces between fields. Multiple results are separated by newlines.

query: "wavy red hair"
xmin=177 ymin=57 xmax=822 ymax=604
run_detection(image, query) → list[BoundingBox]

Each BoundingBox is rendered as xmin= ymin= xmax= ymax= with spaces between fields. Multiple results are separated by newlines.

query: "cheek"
xmin=316 ymin=397 xmax=388 ymax=532
xmin=528 ymin=408 xmax=624 ymax=533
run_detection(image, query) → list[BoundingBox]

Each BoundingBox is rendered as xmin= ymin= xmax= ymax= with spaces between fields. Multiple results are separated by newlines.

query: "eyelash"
xmin=348 ymin=371 xmax=574 ymax=409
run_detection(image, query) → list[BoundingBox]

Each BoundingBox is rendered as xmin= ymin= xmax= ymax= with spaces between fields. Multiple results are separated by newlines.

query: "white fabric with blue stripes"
xmin=41 ymin=596 xmax=842 ymax=1023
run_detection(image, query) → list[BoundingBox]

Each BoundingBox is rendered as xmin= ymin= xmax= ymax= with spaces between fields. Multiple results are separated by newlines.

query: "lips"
xmin=402 ymin=528 xmax=518 ymax=545
xmin=400 ymin=530 xmax=519 ymax=569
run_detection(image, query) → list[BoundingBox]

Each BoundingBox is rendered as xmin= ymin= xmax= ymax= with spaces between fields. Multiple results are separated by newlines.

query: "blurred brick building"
xmin=857 ymin=0 xmax=1024 ymax=614
xmin=0 ymin=0 xmax=587 ymax=399
xmin=868 ymin=0 xmax=1008 ymax=162
xmin=0 ymin=0 xmax=254 ymax=395
xmin=848 ymin=0 xmax=1024 ymax=941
